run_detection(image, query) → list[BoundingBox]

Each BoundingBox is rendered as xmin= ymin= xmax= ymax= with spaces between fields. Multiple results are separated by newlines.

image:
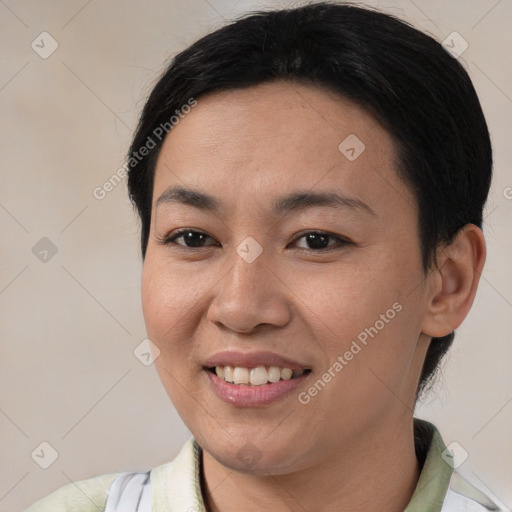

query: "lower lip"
xmin=205 ymin=369 xmax=310 ymax=407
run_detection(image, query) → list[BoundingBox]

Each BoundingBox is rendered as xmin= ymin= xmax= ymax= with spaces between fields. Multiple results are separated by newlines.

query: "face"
xmin=141 ymin=81 xmax=432 ymax=474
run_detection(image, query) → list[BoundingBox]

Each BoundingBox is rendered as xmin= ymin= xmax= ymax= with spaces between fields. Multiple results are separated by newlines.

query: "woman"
xmin=27 ymin=2 xmax=505 ymax=511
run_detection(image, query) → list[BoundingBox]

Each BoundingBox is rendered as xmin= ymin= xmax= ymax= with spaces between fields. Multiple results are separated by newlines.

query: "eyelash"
xmin=156 ymin=228 xmax=353 ymax=253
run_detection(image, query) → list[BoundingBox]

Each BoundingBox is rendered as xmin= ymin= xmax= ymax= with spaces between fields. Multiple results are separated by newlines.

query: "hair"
xmin=126 ymin=1 xmax=492 ymax=398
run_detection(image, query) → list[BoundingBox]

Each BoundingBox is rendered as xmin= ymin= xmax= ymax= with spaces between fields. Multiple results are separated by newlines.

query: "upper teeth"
xmin=214 ymin=365 xmax=304 ymax=385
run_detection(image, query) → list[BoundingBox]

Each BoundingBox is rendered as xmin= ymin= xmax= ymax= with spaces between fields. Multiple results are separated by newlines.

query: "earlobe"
xmin=421 ymin=224 xmax=486 ymax=338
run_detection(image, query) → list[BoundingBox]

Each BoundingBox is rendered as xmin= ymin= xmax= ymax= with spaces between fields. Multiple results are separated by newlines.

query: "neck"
xmin=200 ymin=416 xmax=421 ymax=512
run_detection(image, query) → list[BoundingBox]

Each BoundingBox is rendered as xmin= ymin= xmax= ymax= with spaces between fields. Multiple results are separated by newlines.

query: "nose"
xmin=206 ymin=243 xmax=291 ymax=334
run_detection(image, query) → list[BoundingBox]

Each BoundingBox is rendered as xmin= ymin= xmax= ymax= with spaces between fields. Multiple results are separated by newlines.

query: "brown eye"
xmin=159 ymin=229 xmax=219 ymax=248
xmin=291 ymin=231 xmax=353 ymax=251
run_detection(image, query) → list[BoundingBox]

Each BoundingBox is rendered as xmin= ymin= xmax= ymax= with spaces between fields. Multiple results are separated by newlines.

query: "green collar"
xmin=405 ymin=418 xmax=454 ymax=511
xmin=152 ymin=418 xmax=454 ymax=512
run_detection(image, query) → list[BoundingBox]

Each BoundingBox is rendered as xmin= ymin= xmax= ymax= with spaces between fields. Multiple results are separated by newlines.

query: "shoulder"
xmin=25 ymin=472 xmax=118 ymax=512
xmin=410 ymin=420 xmax=509 ymax=512
xmin=24 ymin=438 xmax=199 ymax=512
xmin=441 ymin=471 xmax=510 ymax=512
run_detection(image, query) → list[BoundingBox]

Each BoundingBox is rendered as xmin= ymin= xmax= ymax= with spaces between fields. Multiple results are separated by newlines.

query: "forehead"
xmin=152 ymin=81 xmax=416 ymax=219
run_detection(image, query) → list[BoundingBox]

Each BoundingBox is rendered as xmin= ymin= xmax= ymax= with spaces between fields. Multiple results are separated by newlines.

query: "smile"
xmin=204 ymin=367 xmax=312 ymax=407
xmin=208 ymin=365 xmax=309 ymax=386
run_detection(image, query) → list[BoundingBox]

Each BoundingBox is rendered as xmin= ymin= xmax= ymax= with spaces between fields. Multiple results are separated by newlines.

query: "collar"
xmin=405 ymin=418 xmax=454 ymax=511
xmin=150 ymin=418 xmax=453 ymax=512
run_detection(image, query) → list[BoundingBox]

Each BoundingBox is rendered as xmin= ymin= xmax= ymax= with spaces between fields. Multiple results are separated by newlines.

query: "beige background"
xmin=0 ymin=0 xmax=511 ymax=510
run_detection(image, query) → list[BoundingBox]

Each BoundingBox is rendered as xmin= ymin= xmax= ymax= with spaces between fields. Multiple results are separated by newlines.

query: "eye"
xmin=157 ymin=229 xmax=219 ymax=249
xmin=290 ymin=231 xmax=353 ymax=252
xmin=157 ymin=229 xmax=352 ymax=252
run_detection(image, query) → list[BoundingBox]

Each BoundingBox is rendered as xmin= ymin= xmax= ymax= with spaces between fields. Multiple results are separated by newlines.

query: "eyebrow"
xmin=156 ymin=185 xmax=376 ymax=216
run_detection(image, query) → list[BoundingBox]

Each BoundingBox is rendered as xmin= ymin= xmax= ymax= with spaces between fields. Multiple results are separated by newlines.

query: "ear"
xmin=421 ymin=224 xmax=486 ymax=338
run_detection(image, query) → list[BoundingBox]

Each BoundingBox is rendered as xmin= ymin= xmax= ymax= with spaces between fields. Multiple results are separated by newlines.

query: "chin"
xmin=199 ymin=430 xmax=309 ymax=475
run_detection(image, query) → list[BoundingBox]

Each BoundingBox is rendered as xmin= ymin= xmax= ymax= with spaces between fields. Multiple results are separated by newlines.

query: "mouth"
xmin=202 ymin=350 xmax=313 ymax=406
xmin=205 ymin=365 xmax=312 ymax=386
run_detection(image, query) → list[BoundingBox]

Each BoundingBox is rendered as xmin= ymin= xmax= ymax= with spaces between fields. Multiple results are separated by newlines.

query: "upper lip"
xmin=203 ymin=350 xmax=310 ymax=371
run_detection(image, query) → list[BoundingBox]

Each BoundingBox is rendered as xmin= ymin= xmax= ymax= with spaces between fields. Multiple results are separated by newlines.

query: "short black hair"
xmin=126 ymin=1 xmax=492 ymax=398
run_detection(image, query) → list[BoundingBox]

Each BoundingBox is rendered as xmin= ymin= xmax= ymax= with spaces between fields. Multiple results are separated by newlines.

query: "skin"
xmin=141 ymin=81 xmax=486 ymax=512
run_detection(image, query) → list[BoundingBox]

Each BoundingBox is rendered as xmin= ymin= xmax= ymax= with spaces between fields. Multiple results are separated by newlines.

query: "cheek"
xmin=287 ymin=261 xmax=398 ymax=345
xmin=141 ymin=257 xmax=202 ymax=365
xmin=142 ymin=255 xmax=200 ymax=329
xmin=290 ymin=256 xmax=423 ymax=384
xmin=141 ymin=258 xmax=207 ymax=414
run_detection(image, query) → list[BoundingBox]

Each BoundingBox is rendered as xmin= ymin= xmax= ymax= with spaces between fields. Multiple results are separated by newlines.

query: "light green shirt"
xmin=26 ymin=419 xmax=505 ymax=511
